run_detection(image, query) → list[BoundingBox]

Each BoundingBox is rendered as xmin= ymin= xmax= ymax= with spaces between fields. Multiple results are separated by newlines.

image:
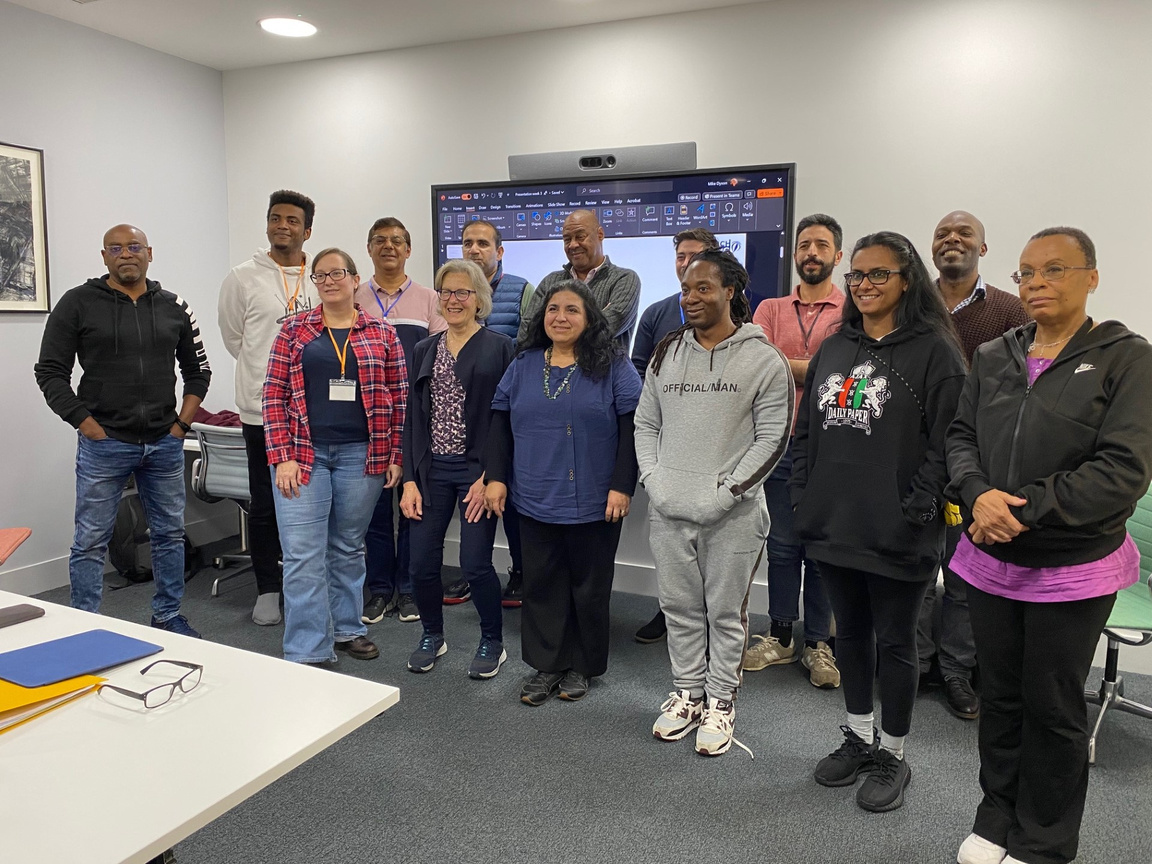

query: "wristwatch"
xmin=173 ymin=417 xmax=192 ymax=433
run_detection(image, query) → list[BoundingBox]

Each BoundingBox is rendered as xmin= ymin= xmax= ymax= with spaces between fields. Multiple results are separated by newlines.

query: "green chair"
xmin=1085 ymin=491 xmax=1152 ymax=765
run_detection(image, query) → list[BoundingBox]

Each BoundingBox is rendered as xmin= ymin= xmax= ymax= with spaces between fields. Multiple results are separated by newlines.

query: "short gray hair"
xmin=434 ymin=258 xmax=492 ymax=320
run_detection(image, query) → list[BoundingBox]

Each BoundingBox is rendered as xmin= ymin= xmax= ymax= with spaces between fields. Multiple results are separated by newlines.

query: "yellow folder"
xmin=0 ymin=674 xmax=103 ymax=734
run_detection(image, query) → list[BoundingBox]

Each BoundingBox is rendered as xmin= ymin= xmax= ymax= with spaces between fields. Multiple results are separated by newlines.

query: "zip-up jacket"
xmin=35 ymin=277 xmax=212 ymax=443
xmin=635 ymin=323 xmax=793 ymax=526
xmin=945 ymin=318 xmax=1152 ymax=567
xmin=790 ymin=323 xmax=966 ymax=580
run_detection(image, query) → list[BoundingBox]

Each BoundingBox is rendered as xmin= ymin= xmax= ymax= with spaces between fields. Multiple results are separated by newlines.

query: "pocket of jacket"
xmin=795 ymin=459 xmax=916 ymax=555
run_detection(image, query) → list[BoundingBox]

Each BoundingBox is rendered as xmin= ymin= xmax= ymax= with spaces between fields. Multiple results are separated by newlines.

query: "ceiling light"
xmin=259 ymin=17 xmax=318 ymax=38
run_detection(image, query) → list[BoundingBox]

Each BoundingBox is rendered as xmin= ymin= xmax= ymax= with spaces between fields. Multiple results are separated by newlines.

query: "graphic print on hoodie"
xmin=635 ymin=323 xmax=794 ymax=526
xmin=815 ymin=361 xmax=891 ymax=435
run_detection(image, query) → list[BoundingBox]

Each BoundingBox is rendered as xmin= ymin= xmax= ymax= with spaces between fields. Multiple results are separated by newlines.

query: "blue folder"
xmin=0 ymin=629 xmax=163 ymax=687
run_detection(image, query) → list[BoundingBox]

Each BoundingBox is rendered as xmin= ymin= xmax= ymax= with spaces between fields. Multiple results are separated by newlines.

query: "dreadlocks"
xmin=648 ymin=249 xmax=752 ymax=377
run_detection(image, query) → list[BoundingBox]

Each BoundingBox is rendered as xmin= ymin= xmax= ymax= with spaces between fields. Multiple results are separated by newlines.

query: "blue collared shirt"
xmin=492 ymin=350 xmax=641 ymax=524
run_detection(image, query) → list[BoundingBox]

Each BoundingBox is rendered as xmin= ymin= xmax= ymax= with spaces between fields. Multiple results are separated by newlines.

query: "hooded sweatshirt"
xmin=789 ymin=322 xmax=967 ymax=580
xmin=218 ymin=249 xmax=318 ymax=425
xmin=635 ymin=323 xmax=793 ymax=526
xmin=35 ymin=277 xmax=212 ymax=443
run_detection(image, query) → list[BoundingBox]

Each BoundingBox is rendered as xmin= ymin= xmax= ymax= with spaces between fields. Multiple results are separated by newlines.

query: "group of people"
xmin=34 ymin=189 xmax=1152 ymax=864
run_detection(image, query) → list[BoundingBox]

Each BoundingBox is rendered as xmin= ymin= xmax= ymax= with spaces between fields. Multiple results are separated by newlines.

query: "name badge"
xmin=329 ymin=379 xmax=356 ymax=402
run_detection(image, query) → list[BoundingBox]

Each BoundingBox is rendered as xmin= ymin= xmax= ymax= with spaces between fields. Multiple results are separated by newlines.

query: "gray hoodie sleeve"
xmin=634 ymin=372 xmax=662 ymax=483
xmin=723 ymin=345 xmax=794 ymax=502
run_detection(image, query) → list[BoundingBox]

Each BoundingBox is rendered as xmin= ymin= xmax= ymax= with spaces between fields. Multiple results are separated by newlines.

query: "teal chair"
xmin=1085 ymin=490 xmax=1152 ymax=765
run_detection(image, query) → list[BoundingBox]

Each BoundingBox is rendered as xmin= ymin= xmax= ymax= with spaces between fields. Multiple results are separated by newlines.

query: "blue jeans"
xmin=765 ymin=440 xmax=832 ymax=643
xmin=410 ymin=456 xmax=503 ymax=642
xmin=70 ymin=433 xmax=187 ymax=621
xmin=272 ymin=442 xmax=385 ymax=663
xmin=365 ymin=484 xmax=412 ymax=597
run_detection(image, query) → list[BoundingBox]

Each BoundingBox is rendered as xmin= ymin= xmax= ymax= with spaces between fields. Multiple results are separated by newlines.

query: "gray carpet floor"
xmin=38 ymin=559 xmax=1152 ymax=864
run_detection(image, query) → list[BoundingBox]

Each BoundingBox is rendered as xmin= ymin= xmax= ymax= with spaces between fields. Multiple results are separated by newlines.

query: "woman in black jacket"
xmin=401 ymin=259 xmax=515 ymax=680
xmin=946 ymin=227 xmax=1152 ymax=864
xmin=790 ymin=231 xmax=966 ymax=813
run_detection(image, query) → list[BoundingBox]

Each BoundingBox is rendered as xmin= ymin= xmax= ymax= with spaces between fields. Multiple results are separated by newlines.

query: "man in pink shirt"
xmin=745 ymin=214 xmax=845 ymax=689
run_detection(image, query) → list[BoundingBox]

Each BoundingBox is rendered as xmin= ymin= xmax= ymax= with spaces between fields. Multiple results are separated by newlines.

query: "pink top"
xmin=753 ymin=285 xmax=844 ymax=429
xmin=949 ymin=355 xmax=1140 ymax=602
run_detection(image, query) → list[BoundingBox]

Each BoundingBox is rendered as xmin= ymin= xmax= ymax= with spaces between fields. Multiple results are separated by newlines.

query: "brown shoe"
xmin=335 ymin=636 xmax=380 ymax=660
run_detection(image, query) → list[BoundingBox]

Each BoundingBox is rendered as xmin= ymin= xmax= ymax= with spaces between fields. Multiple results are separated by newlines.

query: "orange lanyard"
xmin=277 ymin=260 xmax=305 ymax=312
xmin=322 ymin=311 xmax=354 ymax=378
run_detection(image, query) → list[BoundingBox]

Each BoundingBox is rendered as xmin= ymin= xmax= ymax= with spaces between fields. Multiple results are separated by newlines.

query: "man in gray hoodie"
xmin=635 ymin=249 xmax=793 ymax=756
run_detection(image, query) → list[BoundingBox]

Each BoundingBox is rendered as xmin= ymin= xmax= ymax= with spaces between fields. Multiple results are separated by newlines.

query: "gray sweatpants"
xmin=651 ymin=495 xmax=769 ymax=702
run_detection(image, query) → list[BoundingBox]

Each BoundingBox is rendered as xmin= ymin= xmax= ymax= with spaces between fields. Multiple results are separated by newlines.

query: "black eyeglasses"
xmin=1010 ymin=265 xmax=1094 ymax=285
xmin=844 ymin=268 xmax=903 ymax=287
xmin=104 ymin=243 xmax=146 ymax=256
xmin=310 ymin=269 xmax=351 ymax=284
xmin=438 ymin=288 xmax=477 ymax=301
xmin=97 ymin=660 xmax=203 ymax=709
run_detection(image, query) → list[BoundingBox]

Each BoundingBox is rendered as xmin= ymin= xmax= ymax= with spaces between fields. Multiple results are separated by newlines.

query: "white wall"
xmin=0 ymin=0 xmax=232 ymax=593
xmin=219 ymin=0 xmax=1152 ymax=612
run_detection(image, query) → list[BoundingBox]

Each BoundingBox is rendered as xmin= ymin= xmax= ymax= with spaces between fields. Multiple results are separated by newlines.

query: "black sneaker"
xmin=814 ymin=725 xmax=878 ymax=787
xmin=443 ymin=579 xmax=471 ymax=605
xmin=856 ymin=749 xmax=911 ymax=812
xmin=468 ymin=637 xmax=508 ymax=679
xmin=502 ymin=569 xmax=523 ymax=608
xmin=634 ymin=610 xmax=667 ymax=643
xmin=520 ymin=670 xmax=564 ymax=706
xmin=397 ymin=594 xmax=420 ymax=622
xmin=361 ymin=592 xmax=395 ymax=624
xmin=557 ymin=669 xmax=590 ymax=701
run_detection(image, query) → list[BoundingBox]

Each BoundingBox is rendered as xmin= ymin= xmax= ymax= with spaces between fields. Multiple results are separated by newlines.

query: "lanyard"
xmin=794 ymin=301 xmax=829 ymax=355
xmin=323 ymin=313 xmax=354 ymax=379
xmin=372 ymin=278 xmax=410 ymax=318
xmin=277 ymin=261 xmax=305 ymax=312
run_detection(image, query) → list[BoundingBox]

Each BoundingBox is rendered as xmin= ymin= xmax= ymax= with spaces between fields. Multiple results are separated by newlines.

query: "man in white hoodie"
xmin=635 ymin=249 xmax=793 ymax=757
xmin=218 ymin=190 xmax=319 ymax=626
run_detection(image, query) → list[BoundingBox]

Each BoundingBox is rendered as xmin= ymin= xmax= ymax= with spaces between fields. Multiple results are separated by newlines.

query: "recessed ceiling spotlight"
xmin=259 ymin=17 xmax=318 ymax=38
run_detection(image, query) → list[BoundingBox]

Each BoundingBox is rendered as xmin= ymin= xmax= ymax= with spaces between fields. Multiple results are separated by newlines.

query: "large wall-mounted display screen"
xmin=431 ymin=164 xmax=796 ymax=327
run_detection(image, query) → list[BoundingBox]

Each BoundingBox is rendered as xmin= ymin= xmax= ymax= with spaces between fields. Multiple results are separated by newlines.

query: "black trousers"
xmin=519 ymin=514 xmax=623 ymax=677
xmin=967 ymin=583 xmax=1115 ymax=864
xmin=819 ymin=562 xmax=931 ymax=737
xmin=241 ymin=423 xmax=282 ymax=595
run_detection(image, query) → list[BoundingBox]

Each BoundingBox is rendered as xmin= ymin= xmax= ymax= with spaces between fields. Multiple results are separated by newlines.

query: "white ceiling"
xmin=7 ymin=0 xmax=769 ymax=71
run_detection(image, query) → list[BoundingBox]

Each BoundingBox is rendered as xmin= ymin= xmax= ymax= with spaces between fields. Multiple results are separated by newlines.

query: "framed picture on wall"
xmin=0 ymin=141 xmax=50 ymax=313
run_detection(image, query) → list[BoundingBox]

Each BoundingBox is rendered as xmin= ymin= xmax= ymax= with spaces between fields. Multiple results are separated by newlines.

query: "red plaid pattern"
xmin=263 ymin=306 xmax=407 ymax=482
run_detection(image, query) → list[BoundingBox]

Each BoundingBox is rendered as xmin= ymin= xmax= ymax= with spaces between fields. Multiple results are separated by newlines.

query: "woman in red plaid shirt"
xmin=263 ymin=247 xmax=408 ymax=666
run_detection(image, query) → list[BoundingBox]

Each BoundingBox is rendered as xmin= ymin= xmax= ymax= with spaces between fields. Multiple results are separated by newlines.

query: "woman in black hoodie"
xmin=790 ymin=231 xmax=966 ymax=813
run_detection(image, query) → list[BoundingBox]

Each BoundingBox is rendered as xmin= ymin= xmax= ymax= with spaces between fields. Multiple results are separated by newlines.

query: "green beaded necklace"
xmin=543 ymin=346 xmax=577 ymax=399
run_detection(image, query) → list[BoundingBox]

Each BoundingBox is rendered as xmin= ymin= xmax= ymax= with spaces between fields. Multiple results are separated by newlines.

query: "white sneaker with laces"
xmin=653 ymin=690 xmax=703 ymax=741
xmin=695 ymin=697 xmax=754 ymax=758
xmin=956 ymin=833 xmax=1007 ymax=864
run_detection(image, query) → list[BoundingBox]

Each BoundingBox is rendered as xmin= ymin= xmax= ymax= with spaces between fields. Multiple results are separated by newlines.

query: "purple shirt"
xmin=951 ymin=357 xmax=1140 ymax=601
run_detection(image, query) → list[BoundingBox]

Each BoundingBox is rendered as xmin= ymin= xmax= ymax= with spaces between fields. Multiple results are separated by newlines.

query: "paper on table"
xmin=0 ymin=675 xmax=103 ymax=734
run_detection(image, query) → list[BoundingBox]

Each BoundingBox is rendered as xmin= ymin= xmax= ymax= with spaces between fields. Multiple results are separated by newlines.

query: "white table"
xmin=0 ymin=590 xmax=399 ymax=864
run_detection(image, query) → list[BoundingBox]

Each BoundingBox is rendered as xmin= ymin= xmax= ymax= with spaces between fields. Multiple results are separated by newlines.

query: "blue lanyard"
xmin=679 ymin=304 xmax=685 ymax=325
xmin=372 ymin=278 xmax=410 ymax=318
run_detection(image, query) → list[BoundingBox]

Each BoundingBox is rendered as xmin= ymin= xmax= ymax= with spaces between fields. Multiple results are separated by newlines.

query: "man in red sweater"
xmin=918 ymin=210 xmax=1029 ymax=720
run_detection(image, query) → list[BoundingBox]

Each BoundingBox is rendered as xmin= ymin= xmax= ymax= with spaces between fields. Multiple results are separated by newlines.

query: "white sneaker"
xmin=744 ymin=634 xmax=797 ymax=671
xmin=695 ymin=696 xmax=756 ymax=759
xmin=653 ymin=690 xmax=703 ymax=741
xmin=957 ymin=833 xmax=1007 ymax=864
xmin=801 ymin=641 xmax=841 ymax=688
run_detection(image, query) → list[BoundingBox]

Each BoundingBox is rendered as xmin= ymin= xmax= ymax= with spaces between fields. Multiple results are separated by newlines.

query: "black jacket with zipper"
xmin=945 ymin=318 xmax=1152 ymax=567
xmin=34 ymin=277 xmax=212 ymax=443
xmin=790 ymin=322 xmax=967 ymax=580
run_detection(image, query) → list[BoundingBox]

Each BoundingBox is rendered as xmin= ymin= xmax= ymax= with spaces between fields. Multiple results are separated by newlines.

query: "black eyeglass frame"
xmin=97 ymin=659 xmax=203 ymax=709
xmin=844 ymin=268 xmax=904 ymax=287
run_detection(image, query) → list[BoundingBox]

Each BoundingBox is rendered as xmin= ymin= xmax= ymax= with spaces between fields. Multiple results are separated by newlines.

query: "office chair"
xmin=190 ymin=423 xmax=255 ymax=597
xmin=1085 ymin=489 xmax=1152 ymax=765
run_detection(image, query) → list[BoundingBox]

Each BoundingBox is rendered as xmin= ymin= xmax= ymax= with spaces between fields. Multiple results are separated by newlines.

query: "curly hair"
xmin=519 ymin=280 xmax=620 ymax=380
xmin=649 ymin=249 xmax=752 ymax=377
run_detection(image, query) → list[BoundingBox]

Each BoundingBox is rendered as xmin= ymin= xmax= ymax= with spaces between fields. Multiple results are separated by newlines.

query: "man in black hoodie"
xmin=35 ymin=225 xmax=211 ymax=637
